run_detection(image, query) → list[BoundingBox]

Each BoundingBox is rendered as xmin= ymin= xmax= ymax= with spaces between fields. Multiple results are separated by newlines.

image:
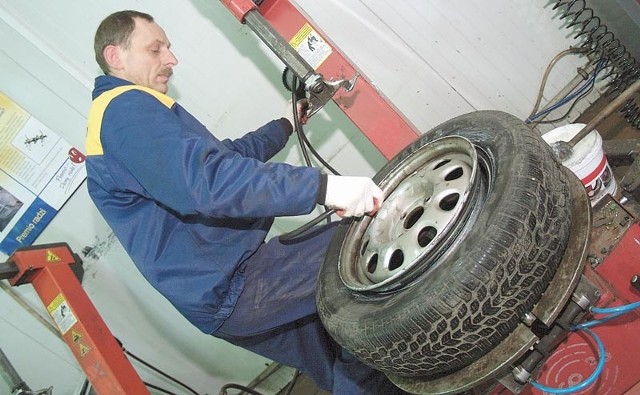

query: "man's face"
xmin=109 ymin=18 xmax=178 ymax=93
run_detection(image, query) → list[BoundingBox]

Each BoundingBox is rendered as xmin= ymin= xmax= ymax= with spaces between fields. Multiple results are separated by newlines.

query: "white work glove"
xmin=284 ymin=99 xmax=309 ymax=126
xmin=324 ymin=175 xmax=384 ymax=217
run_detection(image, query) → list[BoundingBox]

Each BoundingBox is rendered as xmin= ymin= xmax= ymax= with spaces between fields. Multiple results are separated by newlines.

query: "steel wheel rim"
xmin=338 ymin=136 xmax=481 ymax=292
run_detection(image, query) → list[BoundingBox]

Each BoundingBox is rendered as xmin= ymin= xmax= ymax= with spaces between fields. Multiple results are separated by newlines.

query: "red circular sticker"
xmin=68 ymin=147 xmax=86 ymax=164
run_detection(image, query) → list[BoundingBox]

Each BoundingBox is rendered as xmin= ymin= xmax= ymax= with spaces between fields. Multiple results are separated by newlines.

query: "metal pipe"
xmin=0 ymin=347 xmax=30 ymax=393
xmin=242 ymin=10 xmax=316 ymax=84
xmin=568 ymin=79 xmax=640 ymax=146
xmin=0 ymin=281 xmax=61 ymax=339
xmin=551 ymin=79 xmax=640 ymax=160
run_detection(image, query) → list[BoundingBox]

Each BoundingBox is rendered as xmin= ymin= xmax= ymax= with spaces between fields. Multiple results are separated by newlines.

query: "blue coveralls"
xmin=85 ymin=76 xmax=402 ymax=394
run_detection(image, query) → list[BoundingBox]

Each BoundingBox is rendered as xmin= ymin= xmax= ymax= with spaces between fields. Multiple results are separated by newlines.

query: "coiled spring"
xmin=553 ymin=0 xmax=640 ymax=128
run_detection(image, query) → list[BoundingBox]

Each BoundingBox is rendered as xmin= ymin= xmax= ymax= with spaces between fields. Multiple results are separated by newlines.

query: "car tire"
xmin=316 ymin=111 xmax=573 ymax=378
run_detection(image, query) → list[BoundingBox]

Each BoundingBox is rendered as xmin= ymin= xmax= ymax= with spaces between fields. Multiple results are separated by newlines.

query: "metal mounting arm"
xmin=221 ymin=0 xmax=360 ymax=116
xmin=220 ymin=0 xmax=420 ymax=160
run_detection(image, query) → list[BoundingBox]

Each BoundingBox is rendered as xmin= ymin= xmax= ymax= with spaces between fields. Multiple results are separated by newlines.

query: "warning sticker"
xmin=289 ymin=23 xmax=332 ymax=70
xmin=46 ymin=250 xmax=61 ymax=262
xmin=47 ymin=294 xmax=77 ymax=335
xmin=78 ymin=343 xmax=91 ymax=358
xmin=71 ymin=330 xmax=82 ymax=344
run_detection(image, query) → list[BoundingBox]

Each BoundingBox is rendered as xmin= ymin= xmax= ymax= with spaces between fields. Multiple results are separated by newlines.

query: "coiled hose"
xmin=552 ymin=0 xmax=640 ymax=129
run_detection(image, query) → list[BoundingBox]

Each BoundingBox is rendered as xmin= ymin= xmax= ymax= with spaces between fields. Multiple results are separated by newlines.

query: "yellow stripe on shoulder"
xmin=85 ymin=85 xmax=176 ymax=155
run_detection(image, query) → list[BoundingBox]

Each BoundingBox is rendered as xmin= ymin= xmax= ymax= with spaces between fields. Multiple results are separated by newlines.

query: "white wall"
xmin=0 ymin=1 xmax=605 ymax=393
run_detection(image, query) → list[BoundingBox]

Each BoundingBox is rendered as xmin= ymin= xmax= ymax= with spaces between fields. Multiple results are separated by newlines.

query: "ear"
xmin=103 ymin=45 xmax=124 ymax=71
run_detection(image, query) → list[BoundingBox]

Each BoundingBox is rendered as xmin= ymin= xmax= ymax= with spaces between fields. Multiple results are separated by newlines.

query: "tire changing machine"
xmin=217 ymin=2 xmax=640 ymax=392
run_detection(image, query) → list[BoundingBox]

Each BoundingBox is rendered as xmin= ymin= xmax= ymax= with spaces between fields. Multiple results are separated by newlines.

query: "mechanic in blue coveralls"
xmin=86 ymin=10 xmax=402 ymax=394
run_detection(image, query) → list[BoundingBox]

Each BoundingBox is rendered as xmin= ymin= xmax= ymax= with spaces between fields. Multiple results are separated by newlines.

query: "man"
xmin=86 ymin=10 xmax=401 ymax=394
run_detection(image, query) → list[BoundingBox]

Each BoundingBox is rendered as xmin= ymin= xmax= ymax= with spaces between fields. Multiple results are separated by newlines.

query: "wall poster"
xmin=0 ymin=91 xmax=86 ymax=255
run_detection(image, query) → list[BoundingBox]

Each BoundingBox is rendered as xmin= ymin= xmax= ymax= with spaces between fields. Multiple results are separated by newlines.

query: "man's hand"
xmin=285 ymin=99 xmax=309 ymax=126
xmin=324 ymin=175 xmax=383 ymax=217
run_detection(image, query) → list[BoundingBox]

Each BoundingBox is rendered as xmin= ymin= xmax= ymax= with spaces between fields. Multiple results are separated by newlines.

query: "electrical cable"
xmin=529 ymin=299 xmax=640 ymax=393
xmin=293 ymin=80 xmax=313 ymax=168
xmin=279 ymin=209 xmax=336 ymax=241
xmin=533 ymin=76 xmax=596 ymax=124
xmin=290 ymin=76 xmax=340 ymax=175
xmin=526 ymin=58 xmax=608 ymax=123
xmin=279 ymin=76 xmax=344 ymax=242
xmin=218 ymin=383 xmax=265 ymax=395
xmin=115 ymin=337 xmax=202 ymax=395
xmin=527 ymin=47 xmax=589 ymax=120
xmin=571 ymin=310 xmax=626 ymax=330
xmin=529 ymin=328 xmax=605 ymax=394
xmin=526 ymin=79 xmax=591 ymax=123
xmin=573 ymin=300 xmax=640 ymax=330
xmin=531 ymin=59 xmax=607 ymax=125
xmin=217 ymin=369 xmax=301 ymax=395
xmin=590 ymin=300 xmax=640 ymax=315
xmin=144 ymin=381 xmax=181 ymax=395
xmin=299 ymin=130 xmax=340 ymax=175
xmin=79 ymin=379 xmax=91 ymax=395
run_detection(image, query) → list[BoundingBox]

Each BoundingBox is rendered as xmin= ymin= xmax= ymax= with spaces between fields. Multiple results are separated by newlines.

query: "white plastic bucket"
xmin=542 ymin=123 xmax=617 ymax=206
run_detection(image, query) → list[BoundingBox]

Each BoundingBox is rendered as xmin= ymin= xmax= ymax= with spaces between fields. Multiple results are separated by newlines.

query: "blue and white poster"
xmin=0 ymin=91 xmax=86 ymax=255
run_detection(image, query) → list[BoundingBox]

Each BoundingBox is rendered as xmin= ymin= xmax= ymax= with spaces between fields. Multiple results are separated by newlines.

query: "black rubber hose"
xmin=279 ymin=76 xmax=340 ymax=242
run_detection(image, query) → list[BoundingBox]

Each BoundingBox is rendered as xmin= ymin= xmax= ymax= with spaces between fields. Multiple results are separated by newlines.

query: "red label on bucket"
xmin=581 ymin=155 xmax=613 ymax=199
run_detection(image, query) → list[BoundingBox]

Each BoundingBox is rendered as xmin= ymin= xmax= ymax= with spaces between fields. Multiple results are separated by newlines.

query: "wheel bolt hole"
xmin=367 ymin=254 xmax=378 ymax=274
xmin=360 ymin=240 xmax=369 ymax=256
xmin=403 ymin=207 xmax=424 ymax=229
xmin=445 ymin=166 xmax=463 ymax=181
xmin=389 ymin=249 xmax=404 ymax=271
xmin=433 ymin=159 xmax=451 ymax=170
xmin=439 ymin=193 xmax=460 ymax=211
xmin=418 ymin=226 xmax=437 ymax=247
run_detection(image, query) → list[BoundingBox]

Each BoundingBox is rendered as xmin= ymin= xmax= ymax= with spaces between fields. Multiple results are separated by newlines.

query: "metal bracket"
xmin=503 ymin=273 xmax=601 ymax=390
xmin=306 ymin=73 xmax=359 ymax=117
xmin=240 ymin=8 xmax=359 ymax=118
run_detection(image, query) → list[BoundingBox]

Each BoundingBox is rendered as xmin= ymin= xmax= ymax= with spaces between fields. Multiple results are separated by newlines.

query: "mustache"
xmin=159 ymin=68 xmax=173 ymax=77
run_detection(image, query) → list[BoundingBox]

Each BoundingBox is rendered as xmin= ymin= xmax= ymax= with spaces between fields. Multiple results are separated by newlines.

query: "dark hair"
xmin=94 ymin=10 xmax=154 ymax=74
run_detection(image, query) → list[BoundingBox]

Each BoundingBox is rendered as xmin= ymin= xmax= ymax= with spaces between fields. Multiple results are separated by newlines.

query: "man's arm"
xmin=101 ymin=91 xmax=320 ymax=219
xmin=219 ymin=118 xmax=291 ymax=162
